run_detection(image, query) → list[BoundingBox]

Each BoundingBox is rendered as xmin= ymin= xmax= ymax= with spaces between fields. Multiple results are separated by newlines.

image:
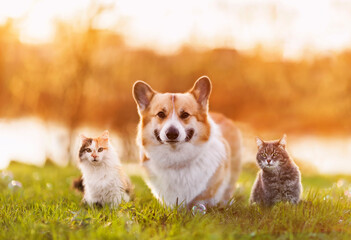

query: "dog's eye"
xmin=86 ymin=148 xmax=92 ymax=153
xmin=157 ymin=111 xmax=166 ymax=119
xmin=180 ymin=112 xmax=190 ymax=119
xmin=98 ymin=147 xmax=104 ymax=152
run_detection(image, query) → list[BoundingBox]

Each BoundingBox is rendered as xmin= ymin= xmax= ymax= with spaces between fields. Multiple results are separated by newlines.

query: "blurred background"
xmin=0 ymin=0 xmax=351 ymax=173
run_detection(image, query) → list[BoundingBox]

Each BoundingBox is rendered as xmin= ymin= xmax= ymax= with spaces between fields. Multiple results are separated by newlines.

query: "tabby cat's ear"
xmin=256 ymin=137 xmax=264 ymax=149
xmin=279 ymin=134 xmax=287 ymax=148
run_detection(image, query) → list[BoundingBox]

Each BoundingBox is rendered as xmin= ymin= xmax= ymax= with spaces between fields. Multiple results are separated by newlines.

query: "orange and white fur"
xmin=78 ymin=130 xmax=132 ymax=207
xmin=133 ymin=76 xmax=242 ymax=207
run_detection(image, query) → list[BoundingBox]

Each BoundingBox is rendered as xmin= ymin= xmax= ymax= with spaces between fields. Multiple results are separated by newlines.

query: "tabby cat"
xmin=250 ymin=135 xmax=302 ymax=206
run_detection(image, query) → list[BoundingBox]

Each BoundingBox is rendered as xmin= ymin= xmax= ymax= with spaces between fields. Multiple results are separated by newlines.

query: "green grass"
xmin=1 ymin=162 xmax=351 ymax=240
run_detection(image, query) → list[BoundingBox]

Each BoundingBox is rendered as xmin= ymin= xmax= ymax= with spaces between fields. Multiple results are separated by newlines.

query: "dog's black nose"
xmin=166 ymin=126 xmax=179 ymax=140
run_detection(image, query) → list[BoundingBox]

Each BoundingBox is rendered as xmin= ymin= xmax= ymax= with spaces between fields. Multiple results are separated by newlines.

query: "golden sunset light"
xmin=2 ymin=0 xmax=351 ymax=238
xmin=1 ymin=0 xmax=351 ymax=58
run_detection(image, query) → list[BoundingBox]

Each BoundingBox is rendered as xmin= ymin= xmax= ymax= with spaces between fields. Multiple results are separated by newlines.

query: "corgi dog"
xmin=132 ymin=76 xmax=242 ymax=208
xmin=76 ymin=130 xmax=132 ymax=207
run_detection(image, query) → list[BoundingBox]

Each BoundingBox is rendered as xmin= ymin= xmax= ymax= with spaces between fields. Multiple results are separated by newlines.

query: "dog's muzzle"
xmin=154 ymin=129 xmax=163 ymax=143
xmin=185 ymin=129 xmax=194 ymax=142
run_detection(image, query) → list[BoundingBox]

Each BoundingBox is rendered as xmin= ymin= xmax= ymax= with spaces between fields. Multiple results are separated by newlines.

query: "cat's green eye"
xmin=261 ymin=153 xmax=267 ymax=157
xmin=86 ymin=148 xmax=92 ymax=153
xmin=98 ymin=147 xmax=104 ymax=152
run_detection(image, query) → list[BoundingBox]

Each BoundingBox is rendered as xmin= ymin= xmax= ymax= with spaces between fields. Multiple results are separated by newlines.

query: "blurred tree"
xmin=1 ymin=2 xmax=351 ymax=164
xmin=52 ymin=1 xmax=116 ymax=160
xmin=0 ymin=20 xmax=13 ymax=115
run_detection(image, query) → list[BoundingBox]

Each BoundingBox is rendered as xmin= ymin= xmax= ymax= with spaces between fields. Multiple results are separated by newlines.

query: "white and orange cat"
xmin=76 ymin=130 xmax=132 ymax=207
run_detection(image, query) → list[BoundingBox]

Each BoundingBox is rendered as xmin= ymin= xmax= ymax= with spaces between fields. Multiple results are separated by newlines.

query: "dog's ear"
xmin=190 ymin=76 xmax=212 ymax=110
xmin=133 ymin=81 xmax=155 ymax=111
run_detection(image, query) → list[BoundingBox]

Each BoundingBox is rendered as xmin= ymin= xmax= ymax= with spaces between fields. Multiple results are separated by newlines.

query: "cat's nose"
xmin=92 ymin=154 xmax=97 ymax=158
xmin=267 ymin=159 xmax=271 ymax=163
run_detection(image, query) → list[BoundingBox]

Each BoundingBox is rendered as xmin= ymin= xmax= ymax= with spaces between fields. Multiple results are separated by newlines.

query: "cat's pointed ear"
xmin=80 ymin=134 xmax=88 ymax=142
xmin=133 ymin=81 xmax=155 ymax=112
xmin=101 ymin=130 xmax=109 ymax=139
xmin=279 ymin=134 xmax=287 ymax=148
xmin=190 ymin=76 xmax=212 ymax=110
xmin=256 ymin=137 xmax=264 ymax=149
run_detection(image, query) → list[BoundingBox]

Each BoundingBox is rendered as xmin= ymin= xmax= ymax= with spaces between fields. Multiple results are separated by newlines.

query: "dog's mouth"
xmin=154 ymin=129 xmax=163 ymax=143
xmin=185 ymin=129 xmax=194 ymax=142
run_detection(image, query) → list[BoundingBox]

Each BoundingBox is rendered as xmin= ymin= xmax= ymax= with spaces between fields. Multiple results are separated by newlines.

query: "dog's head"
xmin=133 ymin=76 xmax=212 ymax=148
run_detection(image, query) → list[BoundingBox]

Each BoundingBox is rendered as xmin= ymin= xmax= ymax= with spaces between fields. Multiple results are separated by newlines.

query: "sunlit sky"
xmin=1 ymin=0 xmax=351 ymax=58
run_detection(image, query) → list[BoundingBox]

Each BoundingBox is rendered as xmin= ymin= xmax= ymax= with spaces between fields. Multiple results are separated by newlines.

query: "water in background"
xmin=289 ymin=136 xmax=351 ymax=174
xmin=1 ymin=117 xmax=351 ymax=174
xmin=0 ymin=118 xmax=123 ymax=169
xmin=241 ymin=133 xmax=351 ymax=175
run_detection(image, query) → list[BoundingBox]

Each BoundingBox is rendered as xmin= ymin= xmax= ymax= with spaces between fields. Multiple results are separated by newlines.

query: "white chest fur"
xmin=142 ymin=119 xmax=227 ymax=206
xmin=79 ymin=157 xmax=129 ymax=207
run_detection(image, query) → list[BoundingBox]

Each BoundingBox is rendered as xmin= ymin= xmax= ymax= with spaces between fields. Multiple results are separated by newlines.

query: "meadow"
xmin=1 ymin=162 xmax=351 ymax=240
xmin=1 ymin=2 xmax=351 ymax=239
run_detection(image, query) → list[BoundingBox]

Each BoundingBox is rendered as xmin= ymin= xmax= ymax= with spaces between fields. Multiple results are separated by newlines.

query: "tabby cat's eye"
xmin=98 ymin=147 xmax=104 ymax=152
xmin=86 ymin=148 xmax=92 ymax=153
xmin=261 ymin=153 xmax=267 ymax=157
xmin=180 ymin=112 xmax=190 ymax=119
xmin=157 ymin=111 xmax=166 ymax=119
